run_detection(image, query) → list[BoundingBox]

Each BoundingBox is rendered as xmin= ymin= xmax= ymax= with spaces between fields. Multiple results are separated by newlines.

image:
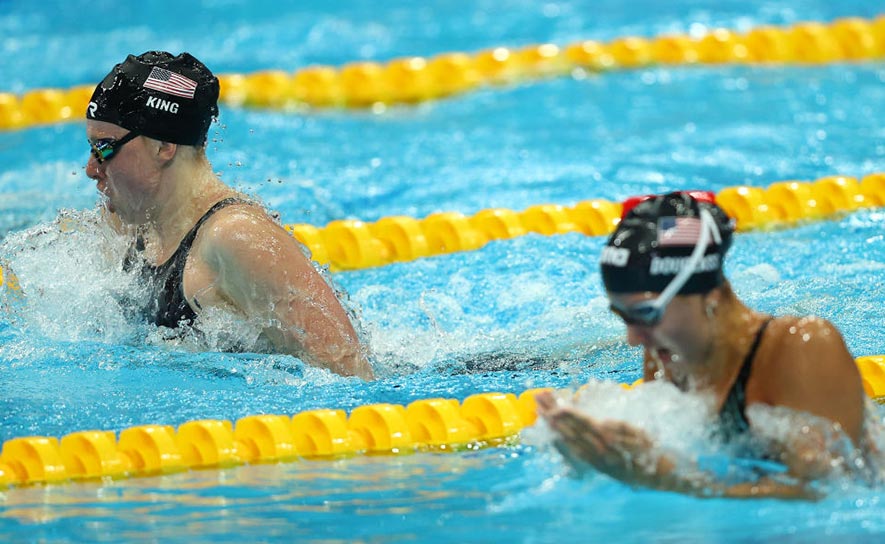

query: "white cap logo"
xmin=600 ymin=246 xmax=630 ymax=267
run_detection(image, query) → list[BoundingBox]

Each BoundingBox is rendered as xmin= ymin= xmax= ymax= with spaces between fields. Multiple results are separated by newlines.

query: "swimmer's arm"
xmin=639 ymin=455 xmax=818 ymax=500
xmin=756 ymin=317 xmax=865 ymax=480
xmin=535 ymin=391 xmax=818 ymax=500
xmin=198 ymin=210 xmax=374 ymax=380
xmin=718 ymin=479 xmax=818 ymax=500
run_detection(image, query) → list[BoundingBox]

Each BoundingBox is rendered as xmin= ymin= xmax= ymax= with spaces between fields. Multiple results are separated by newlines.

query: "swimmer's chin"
xmin=97 ymin=194 xmax=115 ymax=214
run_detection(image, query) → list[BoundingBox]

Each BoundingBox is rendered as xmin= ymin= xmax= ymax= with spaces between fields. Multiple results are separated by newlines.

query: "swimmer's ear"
xmin=156 ymin=141 xmax=178 ymax=162
xmin=702 ymin=285 xmax=724 ymax=309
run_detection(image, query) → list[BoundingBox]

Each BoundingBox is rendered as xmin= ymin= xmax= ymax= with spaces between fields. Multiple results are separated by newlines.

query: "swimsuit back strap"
xmin=735 ymin=317 xmax=773 ymax=391
xmin=144 ymin=197 xmax=250 ymax=328
xmin=178 ymin=197 xmax=247 ymax=253
xmin=717 ymin=317 xmax=774 ymax=438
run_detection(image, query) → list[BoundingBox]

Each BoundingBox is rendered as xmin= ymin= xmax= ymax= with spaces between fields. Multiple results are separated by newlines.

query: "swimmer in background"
xmin=536 ymin=191 xmax=879 ymax=498
xmin=85 ymin=51 xmax=374 ymax=380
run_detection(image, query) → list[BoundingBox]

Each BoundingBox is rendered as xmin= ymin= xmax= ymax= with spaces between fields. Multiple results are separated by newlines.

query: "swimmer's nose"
xmin=85 ymin=153 xmax=103 ymax=180
xmin=625 ymin=323 xmax=652 ymax=347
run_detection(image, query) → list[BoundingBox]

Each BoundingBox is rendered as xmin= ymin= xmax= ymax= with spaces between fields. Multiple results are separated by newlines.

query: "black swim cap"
xmin=600 ymin=191 xmax=735 ymax=295
xmin=86 ymin=51 xmax=219 ymax=146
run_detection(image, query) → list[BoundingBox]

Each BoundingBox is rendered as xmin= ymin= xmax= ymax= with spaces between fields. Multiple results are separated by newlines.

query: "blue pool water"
xmin=1 ymin=0 xmax=885 ymax=542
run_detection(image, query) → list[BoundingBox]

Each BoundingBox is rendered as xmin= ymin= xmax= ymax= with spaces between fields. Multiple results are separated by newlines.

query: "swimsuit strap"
xmin=173 ymin=197 xmax=247 ymax=262
xmin=717 ymin=317 xmax=774 ymax=438
xmin=137 ymin=197 xmax=250 ymax=328
xmin=735 ymin=317 xmax=772 ymax=396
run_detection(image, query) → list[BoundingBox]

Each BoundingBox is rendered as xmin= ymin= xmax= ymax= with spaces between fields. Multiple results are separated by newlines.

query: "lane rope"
xmin=1 ymin=354 xmax=882 ymax=489
xmin=283 ymin=172 xmax=884 ymax=272
xmin=0 ymin=16 xmax=883 ymax=130
xmin=0 ymin=172 xmax=882 ymax=289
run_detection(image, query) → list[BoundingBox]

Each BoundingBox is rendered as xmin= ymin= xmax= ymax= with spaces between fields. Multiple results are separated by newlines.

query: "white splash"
xmin=573 ymin=379 xmax=715 ymax=458
xmin=0 ymin=207 xmax=149 ymax=343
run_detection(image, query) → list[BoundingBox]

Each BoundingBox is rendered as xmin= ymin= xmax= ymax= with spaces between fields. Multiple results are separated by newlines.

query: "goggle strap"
xmin=115 ymin=131 xmax=138 ymax=147
xmin=654 ymin=208 xmax=716 ymax=308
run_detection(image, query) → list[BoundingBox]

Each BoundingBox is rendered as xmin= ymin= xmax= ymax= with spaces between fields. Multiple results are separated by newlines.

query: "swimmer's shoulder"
xmin=193 ymin=199 xmax=313 ymax=268
xmin=752 ymin=315 xmax=857 ymax=394
xmin=195 ymin=199 xmax=284 ymax=244
xmin=751 ymin=315 xmax=865 ymax=444
xmin=760 ymin=315 xmax=850 ymax=359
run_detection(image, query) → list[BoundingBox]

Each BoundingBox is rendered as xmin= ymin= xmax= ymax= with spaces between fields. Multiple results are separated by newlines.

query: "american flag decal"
xmin=142 ymin=67 xmax=197 ymax=99
xmin=657 ymin=217 xmax=702 ymax=246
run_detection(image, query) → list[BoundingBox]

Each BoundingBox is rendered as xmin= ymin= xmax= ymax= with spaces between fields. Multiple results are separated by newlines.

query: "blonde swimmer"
xmin=85 ymin=51 xmax=373 ymax=379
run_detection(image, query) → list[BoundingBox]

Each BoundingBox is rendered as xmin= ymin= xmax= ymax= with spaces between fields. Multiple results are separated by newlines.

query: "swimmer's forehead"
xmin=86 ymin=119 xmax=127 ymax=140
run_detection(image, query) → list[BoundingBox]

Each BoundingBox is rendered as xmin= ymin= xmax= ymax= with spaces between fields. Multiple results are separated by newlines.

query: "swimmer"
xmin=85 ymin=51 xmax=374 ymax=380
xmin=536 ymin=191 xmax=877 ymax=498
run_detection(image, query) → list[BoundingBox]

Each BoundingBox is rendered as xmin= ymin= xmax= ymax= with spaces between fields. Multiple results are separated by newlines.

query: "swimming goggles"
xmin=609 ymin=207 xmax=721 ymax=327
xmin=89 ymin=132 xmax=138 ymax=164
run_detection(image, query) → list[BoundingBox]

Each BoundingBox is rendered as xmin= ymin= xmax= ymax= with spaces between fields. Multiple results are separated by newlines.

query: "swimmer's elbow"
xmin=333 ymin=350 xmax=375 ymax=380
xmin=273 ymin=327 xmax=374 ymax=380
xmin=308 ymin=344 xmax=375 ymax=380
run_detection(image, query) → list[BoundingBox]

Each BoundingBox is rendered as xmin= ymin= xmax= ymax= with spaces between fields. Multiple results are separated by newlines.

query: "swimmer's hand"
xmin=535 ymin=391 xmax=820 ymax=500
xmin=536 ymin=391 xmax=660 ymax=486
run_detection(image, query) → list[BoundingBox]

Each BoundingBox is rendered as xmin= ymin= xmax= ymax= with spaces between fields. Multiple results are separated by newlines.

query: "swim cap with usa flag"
xmin=600 ymin=191 xmax=735 ymax=294
xmin=86 ymin=51 xmax=219 ymax=146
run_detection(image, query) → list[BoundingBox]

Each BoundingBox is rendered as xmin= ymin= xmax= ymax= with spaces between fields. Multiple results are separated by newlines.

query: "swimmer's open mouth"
xmin=650 ymin=347 xmax=673 ymax=363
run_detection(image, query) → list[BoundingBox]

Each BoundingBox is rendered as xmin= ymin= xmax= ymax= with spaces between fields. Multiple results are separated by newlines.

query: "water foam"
xmin=0 ymin=207 xmax=148 ymax=343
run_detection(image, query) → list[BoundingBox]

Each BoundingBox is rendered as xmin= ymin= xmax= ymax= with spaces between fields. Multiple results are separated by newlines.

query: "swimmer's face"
xmin=85 ymin=120 xmax=160 ymax=224
xmin=609 ymin=291 xmax=713 ymax=376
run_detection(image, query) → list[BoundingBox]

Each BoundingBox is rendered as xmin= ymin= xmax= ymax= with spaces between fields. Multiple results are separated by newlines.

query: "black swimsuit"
xmin=716 ymin=318 xmax=773 ymax=441
xmin=125 ymin=198 xmax=245 ymax=328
